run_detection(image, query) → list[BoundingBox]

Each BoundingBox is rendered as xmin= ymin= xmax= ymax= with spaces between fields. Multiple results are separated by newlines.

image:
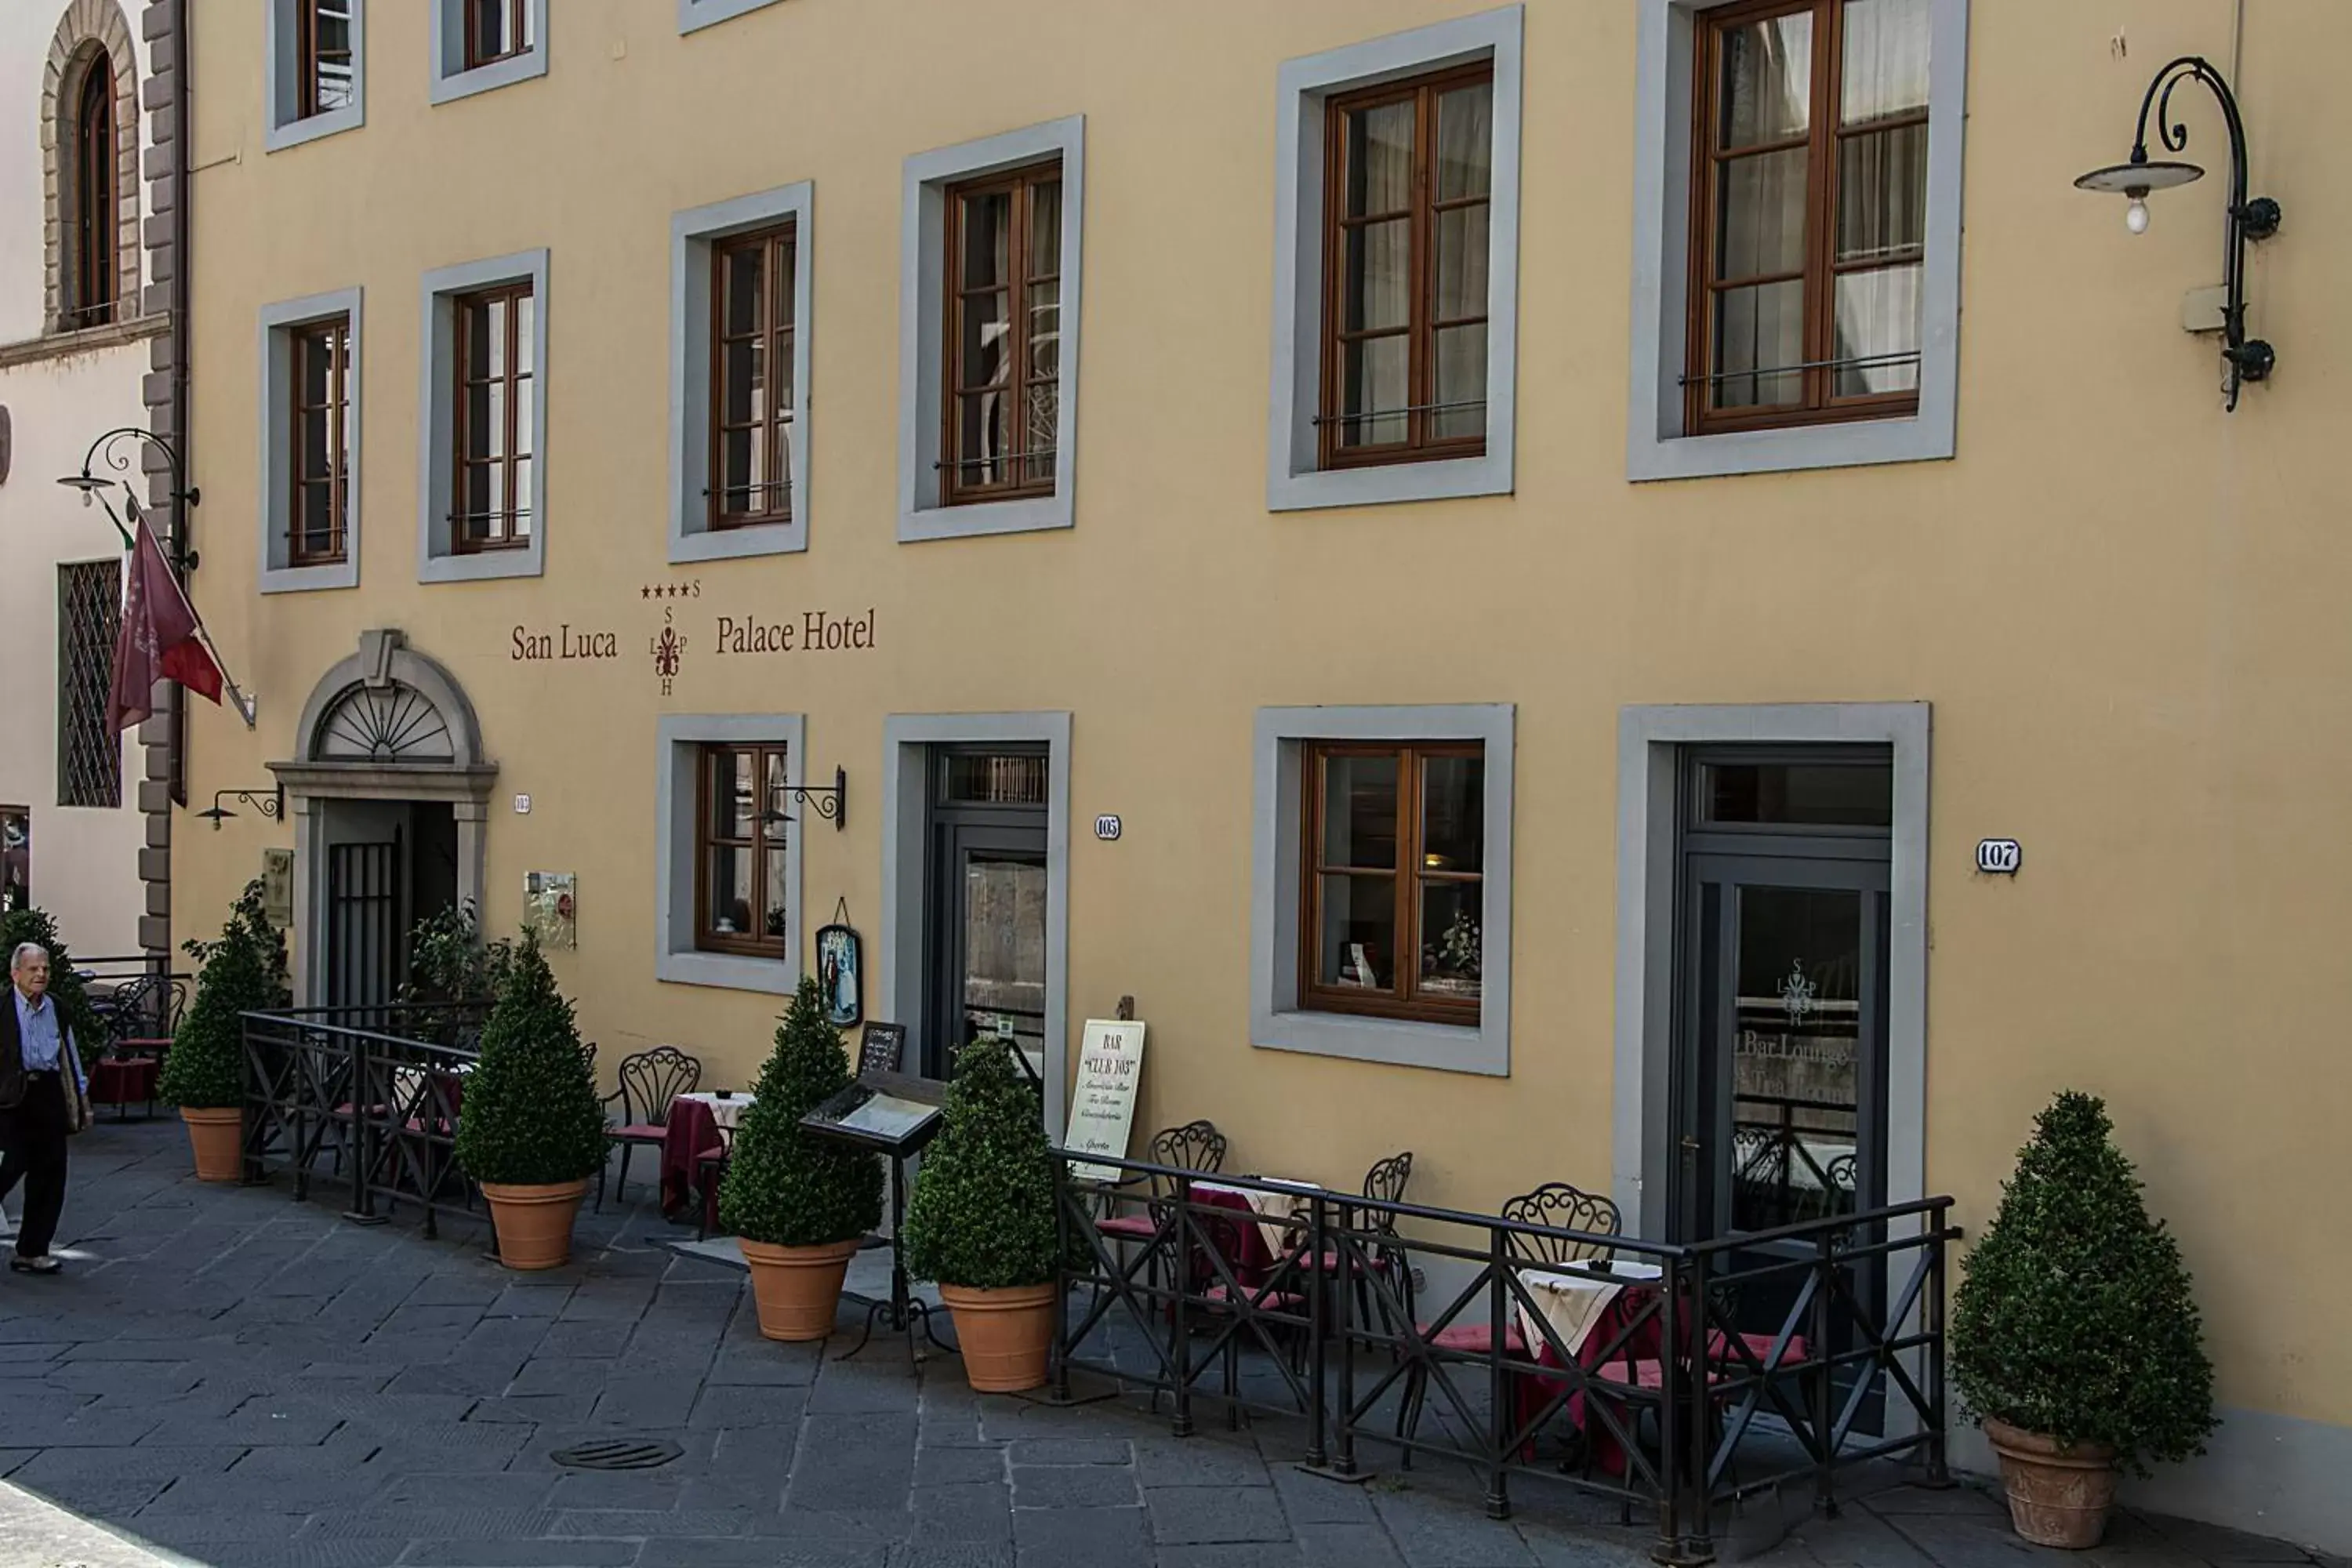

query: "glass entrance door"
xmin=1670 ymin=750 xmax=1894 ymax=1425
xmin=921 ymin=747 xmax=1051 ymax=1090
xmin=1677 ymin=861 xmax=1889 ymax=1243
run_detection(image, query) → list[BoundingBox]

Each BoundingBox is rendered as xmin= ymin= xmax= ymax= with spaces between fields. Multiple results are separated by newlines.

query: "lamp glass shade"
xmin=2074 ymin=159 xmax=2204 ymax=196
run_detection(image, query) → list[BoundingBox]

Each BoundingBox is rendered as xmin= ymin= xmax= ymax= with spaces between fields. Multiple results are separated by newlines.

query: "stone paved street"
xmin=0 ymin=1120 xmax=2328 ymax=1568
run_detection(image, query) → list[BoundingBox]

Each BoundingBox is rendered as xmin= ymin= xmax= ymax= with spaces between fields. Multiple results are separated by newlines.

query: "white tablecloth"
xmin=1192 ymin=1178 xmax=1312 ymax=1263
xmin=676 ymin=1091 xmax=755 ymax=1134
xmin=1514 ymin=1259 xmax=1664 ymax=1360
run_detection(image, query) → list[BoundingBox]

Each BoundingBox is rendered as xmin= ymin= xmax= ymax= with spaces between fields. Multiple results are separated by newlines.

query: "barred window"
xmin=57 ymin=561 xmax=122 ymax=809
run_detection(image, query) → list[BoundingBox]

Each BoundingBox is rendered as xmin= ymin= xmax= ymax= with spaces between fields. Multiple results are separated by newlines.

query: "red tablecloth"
xmin=1188 ymin=1185 xmax=1287 ymax=1291
xmin=1526 ymin=1288 xmax=1661 ymax=1476
xmin=659 ymin=1099 xmax=726 ymax=1219
xmin=88 ymin=1054 xmax=160 ymax=1109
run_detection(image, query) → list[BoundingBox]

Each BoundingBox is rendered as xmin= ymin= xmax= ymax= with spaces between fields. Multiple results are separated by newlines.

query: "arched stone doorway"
xmin=268 ymin=630 xmax=496 ymax=1008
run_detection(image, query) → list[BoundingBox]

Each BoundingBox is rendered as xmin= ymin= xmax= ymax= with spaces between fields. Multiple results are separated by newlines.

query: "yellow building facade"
xmin=171 ymin=0 xmax=2350 ymax=1544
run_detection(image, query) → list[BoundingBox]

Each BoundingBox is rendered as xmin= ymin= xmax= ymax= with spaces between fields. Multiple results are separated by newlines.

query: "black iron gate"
xmin=326 ymin=834 xmax=402 ymax=1018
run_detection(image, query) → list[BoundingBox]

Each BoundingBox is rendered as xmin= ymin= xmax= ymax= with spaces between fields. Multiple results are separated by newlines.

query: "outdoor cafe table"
xmin=1186 ymin=1178 xmax=1315 ymax=1291
xmin=1512 ymin=1259 xmax=1666 ymax=1475
xmin=661 ymin=1091 xmax=754 ymax=1219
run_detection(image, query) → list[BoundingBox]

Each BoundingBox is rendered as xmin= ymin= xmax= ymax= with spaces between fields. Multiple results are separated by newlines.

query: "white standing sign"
xmin=1062 ymin=1019 xmax=1147 ymax=1184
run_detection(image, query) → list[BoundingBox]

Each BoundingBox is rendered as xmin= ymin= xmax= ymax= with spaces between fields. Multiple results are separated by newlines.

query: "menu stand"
xmin=799 ymin=1071 xmax=949 ymax=1362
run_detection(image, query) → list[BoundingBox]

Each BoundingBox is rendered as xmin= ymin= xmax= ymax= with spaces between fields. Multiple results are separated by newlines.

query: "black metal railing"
xmin=241 ymin=1004 xmax=491 ymax=1237
xmin=1052 ymin=1153 xmax=1958 ymax=1566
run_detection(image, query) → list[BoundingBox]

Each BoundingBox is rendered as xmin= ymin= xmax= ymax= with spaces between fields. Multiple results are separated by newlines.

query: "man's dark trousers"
xmin=0 ymin=1071 xmax=69 ymax=1258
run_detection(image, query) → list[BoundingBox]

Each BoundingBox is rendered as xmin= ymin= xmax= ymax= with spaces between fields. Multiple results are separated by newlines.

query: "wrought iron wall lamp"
xmin=198 ymin=786 xmax=285 ymax=829
xmin=56 ymin=427 xmax=201 ymax=568
xmin=760 ymin=767 xmax=848 ymax=839
xmin=2076 ymin=56 xmax=2281 ymax=412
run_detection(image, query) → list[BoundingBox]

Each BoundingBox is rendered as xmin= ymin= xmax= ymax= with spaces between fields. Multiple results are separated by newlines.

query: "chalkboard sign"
xmin=857 ymin=1022 xmax=907 ymax=1078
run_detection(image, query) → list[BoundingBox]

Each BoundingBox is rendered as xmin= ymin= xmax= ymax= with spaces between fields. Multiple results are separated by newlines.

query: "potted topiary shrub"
xmin=718 ymin=977 xmax=884 ymax=1341
xmin=1952 ymin=1091 xmax=2216 ymax=1548
xmin=451 ymin=932 xmax=607 ymax=1270
xmin=158 ymin=881 xmax=289 ymax=1181
xmin=902 ymin=1033 xmax=1066 ymax=1392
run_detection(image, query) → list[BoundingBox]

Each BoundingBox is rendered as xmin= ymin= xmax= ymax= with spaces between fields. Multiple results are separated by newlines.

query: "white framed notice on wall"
xmin=1063 ymin=1019 xmax=1147 ymax=1185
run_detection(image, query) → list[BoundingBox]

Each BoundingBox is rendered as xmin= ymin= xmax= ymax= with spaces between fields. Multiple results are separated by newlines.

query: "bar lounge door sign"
xmin=1063 ymin=1019 xmax=1146 ymax=1184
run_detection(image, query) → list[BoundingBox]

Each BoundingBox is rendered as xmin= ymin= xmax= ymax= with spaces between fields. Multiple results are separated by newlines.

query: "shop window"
xmin=696 ymin=742 xmax=791 ymax=959
xmin=655 ymin=715 xmax=804 ymax=996
xmin=299 ymin=1 xmax=358 ymax=117
xmin=1319 ymin=67 xmax=1494 ymax=470
xmin=1627 ymin=0 xmax=1966 ymax=481
xmin=260 ymin=288 xmax=364 ymax=593
xmin=418 ymin=250 xmax=546 ymax=583
xmin=289 ymin=316 xmax=354 ymax=566
xmin=451 ymin=282 xmax=535 ymax=556
xmin=2 ymin=809 xmax=29 ymax=914
xmin=1301 ymin=742 xmax=1486 ymax=1024
xmin=1269 ymin=8 xmax=1523 ymax=512
xmin=56 ymin=561 xmax=122 ymax=810
xmin=265 ymin=0 xmax=365 ymax=152
xmin=670 ymin=183 xmax=813 ymax=563
xmin=1685 ymin=0 xmax=1929 ymax=435
xmin=65 ymin=55 xmax=116 ymax=331
xmin=943 ymin=162 xmax=1062 ymax=507
xmin=429 ymin=0 xmax=546 ymax=104
xmin=1250 ymin=704 xmax=1514 ymax=1076
xmin=898 ymin=117 xmax=1085 ymax=543
xmin=709 ymin=223 xmax=797 ymax=531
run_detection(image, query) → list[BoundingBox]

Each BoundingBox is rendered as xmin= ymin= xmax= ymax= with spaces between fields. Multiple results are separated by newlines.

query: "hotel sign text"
xmin=716 ymin=608 xmax=878 ymax=656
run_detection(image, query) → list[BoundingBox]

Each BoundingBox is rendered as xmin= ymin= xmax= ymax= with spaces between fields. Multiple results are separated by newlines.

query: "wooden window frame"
xmin=1316 ymin=63 xmax=1493 ymax=473
xmin=463 ymin=0 xmax=533 ymax=71
xmin=1299 ymin=741 xmax=1484 ymax=1025
xmin=450 ymin=281 xmax=532 ymax=554
xmin=707 ymin=223 xmax=797 ymax=532
xmin=941 ymin=161 xmax=1062 ymax=507
xmin=1683 ymin=0 xmax=1929 ymax=437
xmin=68 ymin=56 xmax=116 ymax=332
xmin=289 ymin=317 xmax=351 ymax=567
xmin=694 ymin=742 xmax=789 ymax=960
xmin=296 ymin=1 xmax=354 ymax=120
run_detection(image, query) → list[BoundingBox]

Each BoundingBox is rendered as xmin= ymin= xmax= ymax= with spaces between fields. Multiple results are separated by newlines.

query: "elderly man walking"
xmin=0 ymin=943 xmax=88 ymax=1274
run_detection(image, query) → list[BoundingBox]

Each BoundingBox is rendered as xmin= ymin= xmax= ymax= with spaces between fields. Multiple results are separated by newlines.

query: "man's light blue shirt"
xmin=13 ymin=989 xmax=82 ymax=1087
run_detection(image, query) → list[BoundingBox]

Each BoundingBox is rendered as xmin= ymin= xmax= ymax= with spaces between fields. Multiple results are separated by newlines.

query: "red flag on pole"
xmin=107 ymin=516 xmax=223 ymax=733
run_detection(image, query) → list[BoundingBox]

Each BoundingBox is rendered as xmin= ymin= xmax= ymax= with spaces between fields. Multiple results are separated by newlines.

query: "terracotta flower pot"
xmin=739 ymin=1238 xmax=861 ymax=1341
xmin=478 ymin=1179 xmax=589 ymax=1272
xmin=180 ymin=1107 xmax=242 ymax=1182
xmin=1984 ymin=1417 xmax=2118 ymax=1549
xmin=938 ymin=1281 xmax=1058 ymax=1392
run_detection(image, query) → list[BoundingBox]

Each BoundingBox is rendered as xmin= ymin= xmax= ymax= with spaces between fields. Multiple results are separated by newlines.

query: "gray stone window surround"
xmin=1625 ymin=0 xmax=1969 ymax=482
xmin=263 ymin=0 xmax=365 ymax=153
xmin=897 ymin=116 xmax=1086 ymax=544
xmin=257 ymin=286 xmax=363 ymax=594
xmin=1268 ymin=7 xmax=1524 ymax=514
xmin=878 ymin=712 xmax=1073 ymax=1131
xmin=654 ymin=713 xmax=807 ymax=996
xmin=678 ymin=0 xmax=785 ymax=35
xmin=668 ymin=182 xmax=814 ymax=564
xmin=1250 ymin=703 xmax=1515 ymax=1077
xmin=429 ymin=0 xmax=548 ymax=105
xmin=416 ymin=249 xmax=548 ymax=584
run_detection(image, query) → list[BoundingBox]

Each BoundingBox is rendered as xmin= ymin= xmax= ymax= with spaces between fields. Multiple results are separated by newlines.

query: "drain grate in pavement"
xmin=549 ymin=1438 xmax=684 ymax=1472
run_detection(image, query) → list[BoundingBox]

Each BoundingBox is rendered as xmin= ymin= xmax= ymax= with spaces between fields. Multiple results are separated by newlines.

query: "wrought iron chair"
xmin=598 ymin=1045 xmax=701 ymax=1210
xmin=1093 ymin=1119 xmax=1227 ymax=1297
xmin=88 ymin=973 xmax=188 ymax=1120
xmin=1300 ymin=1151 xmax=1414 ymax=1331
xmin=1193 ymin=1207 xmax=1315 ymax=1426
xmin=696 ymin=1123 xmax=738 ymax=1241
xmin=1395 ymin=1181 xmax=1623 ymax=1468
